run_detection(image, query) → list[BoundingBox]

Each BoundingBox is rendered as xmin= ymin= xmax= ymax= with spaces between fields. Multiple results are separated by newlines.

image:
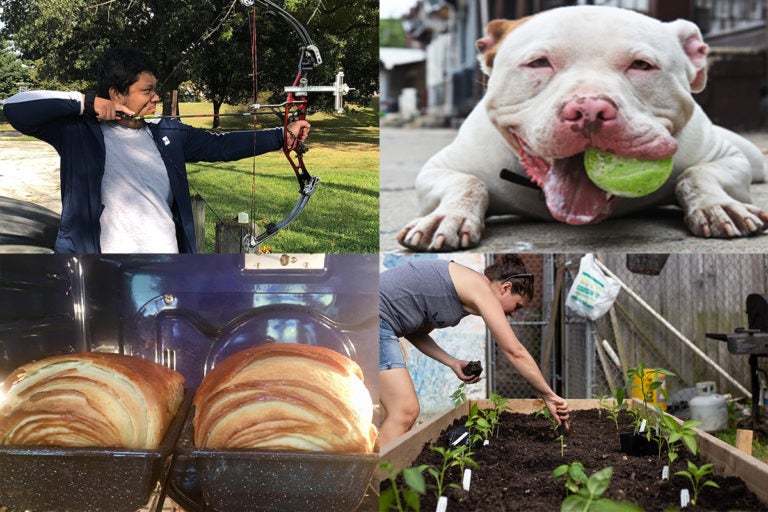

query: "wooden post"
xmin=735 ymin=429 xmax=753 ymax=456
xmin=191 ymin=194 xmax=206 ymax=253
xmin=215 ymin=219 xmax=260 ymax=254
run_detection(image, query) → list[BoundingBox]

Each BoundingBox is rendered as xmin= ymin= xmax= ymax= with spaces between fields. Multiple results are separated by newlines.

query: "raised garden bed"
xmin=379 ymin=399 xmax=768 ymax=511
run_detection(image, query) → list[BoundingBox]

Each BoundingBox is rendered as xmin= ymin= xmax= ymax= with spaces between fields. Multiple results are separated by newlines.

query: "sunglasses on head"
xmin=501 ymin=273 xmax=534 ymax=285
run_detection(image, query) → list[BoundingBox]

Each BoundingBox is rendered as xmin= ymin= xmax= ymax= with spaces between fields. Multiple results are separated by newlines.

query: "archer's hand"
xmin=90 ymin=96 xmax=135 ymax=121
xmin=286 ymin=120 xmax=311 ymax=147
xmin=450 ymin=359 xmax=482 ymax=384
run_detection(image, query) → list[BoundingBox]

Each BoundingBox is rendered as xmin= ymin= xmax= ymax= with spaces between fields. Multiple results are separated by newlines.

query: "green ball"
xmin=584 ymin=148 xmax=674 ymax=198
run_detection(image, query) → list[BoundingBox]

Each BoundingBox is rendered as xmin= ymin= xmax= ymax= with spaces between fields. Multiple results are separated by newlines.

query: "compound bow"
xmin=239 ymin=0 xmax=350 ymax=252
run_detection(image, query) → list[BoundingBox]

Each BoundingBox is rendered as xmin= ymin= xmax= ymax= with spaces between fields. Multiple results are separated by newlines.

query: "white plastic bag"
xmin=566 ymin=254 xmax=621 ymax=320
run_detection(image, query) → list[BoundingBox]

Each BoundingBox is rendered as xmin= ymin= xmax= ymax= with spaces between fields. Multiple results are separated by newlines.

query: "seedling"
xmin=675 ymin=461 xmax=719 ymax=506
xmin=483 ymin=392 xmax=510 ymax=438
xmin=657 ymin=414 xmax=701 ymax=466
xmin=626 ymin=364 xmax=675 ymax=423
xmin=536 ymin=405 xmax=566 ymax=456
xmin=464 ymin=395 xmax=510 ymax=445
xmin=552 ymin=464 xmax=643 ymax=512
xmin=604 ymin=387 xmax=629 ymax=430
xmin=593 ymin=394 xmax=609 ymax=420
xmin=450 ymin=382 xmax=468 ymax=408
xmin=426 ymin=445 xmax=478 ymax=499
xmin=379 ymin=461 xmax=428 ymax=512
xmin=552 ymin=461 xmax=588 ymax=495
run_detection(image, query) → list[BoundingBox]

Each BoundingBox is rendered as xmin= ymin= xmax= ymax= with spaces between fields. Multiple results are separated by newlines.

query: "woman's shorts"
xmin=379 ymin=319 xmax=406 ymax=371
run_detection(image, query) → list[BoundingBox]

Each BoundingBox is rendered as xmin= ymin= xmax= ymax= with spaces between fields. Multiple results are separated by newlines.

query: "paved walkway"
xmin=380 ymin=127 xmax=768 ymax=253
xmin=0 ymin=134 xmax=61 ymax=214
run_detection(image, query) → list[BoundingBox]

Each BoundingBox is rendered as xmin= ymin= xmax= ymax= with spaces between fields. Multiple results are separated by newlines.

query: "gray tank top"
xmin=380 ymin=259 xmax=469 ymax=337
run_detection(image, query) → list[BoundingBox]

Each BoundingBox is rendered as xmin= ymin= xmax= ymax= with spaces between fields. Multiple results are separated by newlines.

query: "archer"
xmin=2 ymin=46 xmax=310 ymax=254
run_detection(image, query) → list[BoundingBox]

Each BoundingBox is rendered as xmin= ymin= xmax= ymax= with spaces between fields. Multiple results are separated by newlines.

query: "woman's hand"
xmin=542 ymin=392 xmax=570 ymax=429
xmin=450 ymin=359 xmax=482 ymax=384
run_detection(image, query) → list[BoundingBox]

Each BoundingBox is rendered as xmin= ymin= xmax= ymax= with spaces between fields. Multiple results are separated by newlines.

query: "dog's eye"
xmin=629 ymin=59 xmax=654 ymax=71
xmin=527 ymin=57 xmax=552 ymax=68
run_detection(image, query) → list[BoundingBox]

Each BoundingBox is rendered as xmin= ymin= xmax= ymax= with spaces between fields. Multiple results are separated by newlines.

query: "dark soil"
xmin=386 ymin=408 xmax=768 ymax=511
xmin=462 ymin=361 xmax=483 ymax=378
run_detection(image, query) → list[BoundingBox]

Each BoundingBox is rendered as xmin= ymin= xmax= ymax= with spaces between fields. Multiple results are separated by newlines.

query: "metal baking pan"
xmin=168 ymin=414 xmax=378 ymax=512
xmin=0 ymin=389 xmax=193 ymax=512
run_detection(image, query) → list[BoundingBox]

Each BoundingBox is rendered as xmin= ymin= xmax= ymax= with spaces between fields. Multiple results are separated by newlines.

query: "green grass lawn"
xmin=181 ymin=102 xmax=379 ymax=253
xmin=2 ymin=101 xmax=379 ymax=253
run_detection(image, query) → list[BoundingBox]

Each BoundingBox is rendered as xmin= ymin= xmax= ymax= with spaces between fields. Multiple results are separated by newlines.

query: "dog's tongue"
xmin=538 ymin=155 xmax=618 ymax=224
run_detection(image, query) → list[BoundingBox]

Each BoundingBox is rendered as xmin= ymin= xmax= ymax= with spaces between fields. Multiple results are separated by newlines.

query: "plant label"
xmin=436 ymin=495 xmax=448 ymax=512
xmin=639 ymin=419 xmax=647 ymax=433
xmin=662 ymin=465 xmax=669 ymax=480
xmin=451 ymin=431 xmax=468 ymax=446
xmin=463 ymin=469 xmax=472 ymax=491
xmin=680 ymin=489 xmax=690 ymax=508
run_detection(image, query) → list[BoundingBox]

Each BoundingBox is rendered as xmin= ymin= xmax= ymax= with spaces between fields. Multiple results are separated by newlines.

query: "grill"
xmin=706 ymin=294 xmax=768 ymax=433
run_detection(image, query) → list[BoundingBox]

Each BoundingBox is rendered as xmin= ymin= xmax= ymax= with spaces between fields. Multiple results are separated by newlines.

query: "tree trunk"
xmin=212 ymin=100 xmax=222 ymax=130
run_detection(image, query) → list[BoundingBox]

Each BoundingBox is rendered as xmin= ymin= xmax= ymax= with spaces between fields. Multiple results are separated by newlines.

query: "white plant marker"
xmin=451 ymin=431 xmax=468 ymax=446
xmin=463 ymin=469 xmax=472 ymax=491
xmin=639 ymin=419 xmax=647 ymax=433
xmin=661 ymin=465 xmax=669 ymax=480
xmin=680 ymin=489 xmax=690 ymax=508
xmin=436 ymin=496 xmax=448 ymax=512
xmin=483 ymin=439 xmax=490 ymax=446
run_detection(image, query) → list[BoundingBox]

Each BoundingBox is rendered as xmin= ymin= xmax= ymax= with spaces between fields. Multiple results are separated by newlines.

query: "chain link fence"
xmin=490 ymin=253 xmax=768 ymax=404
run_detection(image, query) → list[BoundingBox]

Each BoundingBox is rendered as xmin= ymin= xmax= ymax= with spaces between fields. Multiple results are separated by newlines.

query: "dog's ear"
xmin=476 ymin=17 xmax=531 ymax=77
xmin=669 ymin=19 xmax=709 ymax=93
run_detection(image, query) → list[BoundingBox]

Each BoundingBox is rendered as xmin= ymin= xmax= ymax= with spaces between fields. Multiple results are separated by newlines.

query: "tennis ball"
xmin=584 ymin=148 xmax=674 ymax=198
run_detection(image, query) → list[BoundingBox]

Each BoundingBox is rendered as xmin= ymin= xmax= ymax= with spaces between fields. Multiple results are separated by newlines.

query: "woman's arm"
xmin=450 ymin=264 xmax=569 ymax=424
xmin=405 ymin=331 xmax=481 ymax=384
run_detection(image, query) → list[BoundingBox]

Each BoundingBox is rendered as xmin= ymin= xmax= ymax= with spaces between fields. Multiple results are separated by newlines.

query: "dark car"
xmin=0 ymin=196 xmax=59 ymax=252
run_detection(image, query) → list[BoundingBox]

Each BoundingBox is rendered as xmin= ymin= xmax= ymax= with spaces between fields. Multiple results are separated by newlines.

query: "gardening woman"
xmin=379 ymin=254 xmax=569 ymax=448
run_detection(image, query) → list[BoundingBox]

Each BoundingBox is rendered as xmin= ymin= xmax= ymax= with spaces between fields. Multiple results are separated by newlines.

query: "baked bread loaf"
xmin=0 ymin=352 xmax=185 ymax=449
xmin=193 ymin=343 xmax=377 ymax=453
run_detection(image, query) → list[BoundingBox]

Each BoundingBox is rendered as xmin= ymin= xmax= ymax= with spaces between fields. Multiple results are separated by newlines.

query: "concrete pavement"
xmin=379 ymin=126 xmax=768 ymax=253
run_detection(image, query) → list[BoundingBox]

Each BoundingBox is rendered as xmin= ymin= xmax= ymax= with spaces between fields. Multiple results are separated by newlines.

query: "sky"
xmin=380 ymin=0 xmax=417 ymax=18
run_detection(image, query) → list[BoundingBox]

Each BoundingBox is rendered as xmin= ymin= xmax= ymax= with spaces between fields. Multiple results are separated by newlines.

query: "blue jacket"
xmin=3 ymin=90 xmax=283 ymax=253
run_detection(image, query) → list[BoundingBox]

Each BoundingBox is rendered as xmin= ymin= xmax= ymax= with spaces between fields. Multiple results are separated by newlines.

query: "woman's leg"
xmin=379 ymin=319 xmax=420 ymax=448
xmin=379 ymin=367 xmax=420 ymax=448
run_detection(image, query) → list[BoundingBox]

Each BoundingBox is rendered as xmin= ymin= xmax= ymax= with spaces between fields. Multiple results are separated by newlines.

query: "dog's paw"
xmin=397 ymin=212 xmax=484 ymax=252
xmin=684 ymin=201 xmax=768 ymax=238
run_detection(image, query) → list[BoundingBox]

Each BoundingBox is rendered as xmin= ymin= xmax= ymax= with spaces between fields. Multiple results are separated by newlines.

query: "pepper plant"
xmin=656 ymin=414 xmax=701 ymax=466
xmin=603 ymin=386 xmax=629 ymax=431
xmin=675 ymin=461 xmax=720 ymax=505
xmin=379 ymin=461 xmax=428 ymax=512
xmin=552 ymin=463 xmax=643 ymax=512
xmin=450 ymin=382 xmax=468 ymax=408
xmin=426 ymin=445 xmax=478 ymax=499
xmin=536 ymin=405 xmax=566 ymax=456
xmin=626 ymin=364 xmax=675 ymax=423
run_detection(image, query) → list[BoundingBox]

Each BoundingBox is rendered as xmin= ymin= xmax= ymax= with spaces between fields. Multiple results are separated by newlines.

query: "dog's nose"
xmin=560 ymin=96 xmax=618 ymax=132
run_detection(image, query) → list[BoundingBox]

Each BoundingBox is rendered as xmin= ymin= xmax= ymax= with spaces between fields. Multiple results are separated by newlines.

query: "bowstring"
xmin=249 ymin=3 xmax=259 ymax=244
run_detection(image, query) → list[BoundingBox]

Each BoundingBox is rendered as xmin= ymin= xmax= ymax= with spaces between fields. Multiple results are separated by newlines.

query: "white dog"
xmin=398 ymin=6 xmax=768 ymax=251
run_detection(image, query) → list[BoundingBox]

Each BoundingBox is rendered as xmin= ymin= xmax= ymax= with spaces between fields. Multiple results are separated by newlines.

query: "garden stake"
xmin=462 ymin=469 xmax=472 ymax=491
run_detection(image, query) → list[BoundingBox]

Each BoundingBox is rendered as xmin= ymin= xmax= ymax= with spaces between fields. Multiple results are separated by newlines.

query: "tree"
xmin=0 ymin=40 xmax=32 ymax=98
xmin=0 ymin=0 xmax=378 ymax=114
